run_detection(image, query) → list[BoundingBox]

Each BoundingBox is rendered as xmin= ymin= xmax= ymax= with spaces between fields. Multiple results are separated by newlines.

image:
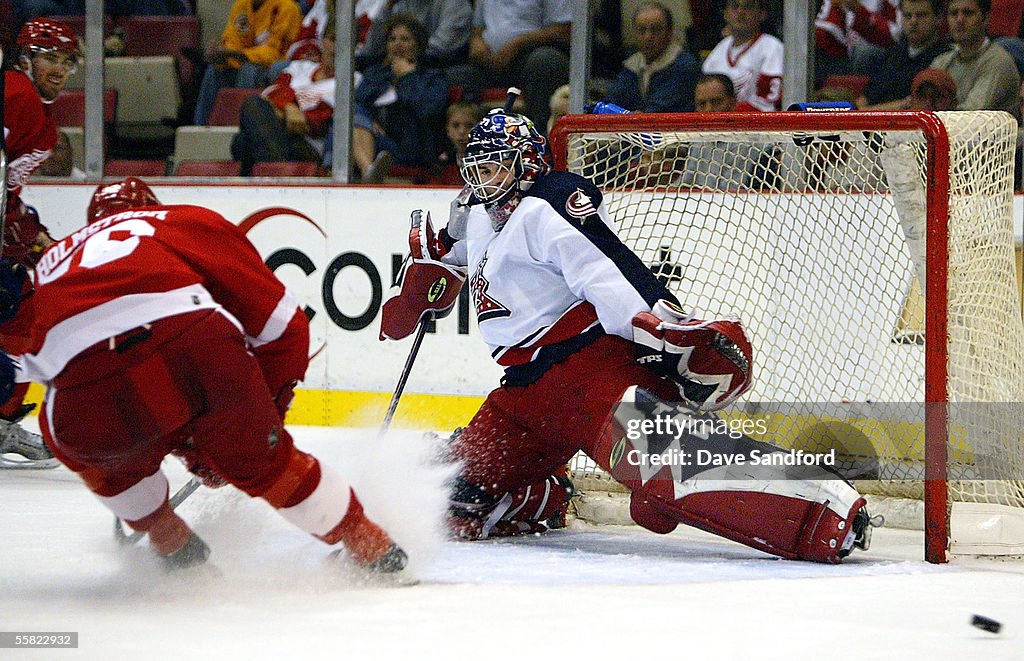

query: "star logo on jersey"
xmin=469 ymin=255 xmax=510 ymax=322
xmin=565 ymin=189 xmax=597 ymax=221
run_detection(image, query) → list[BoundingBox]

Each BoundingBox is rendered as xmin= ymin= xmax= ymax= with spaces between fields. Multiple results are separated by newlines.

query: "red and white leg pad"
xmin=597 ymin=387 xmax=872 ymax=563
xmin=632 ymin=486 xmax=867 ymax=563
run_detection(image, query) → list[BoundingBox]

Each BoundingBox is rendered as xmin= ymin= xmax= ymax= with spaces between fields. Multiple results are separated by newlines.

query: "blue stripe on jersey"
xmin=525 ymin=171 xmax=680 ymax=308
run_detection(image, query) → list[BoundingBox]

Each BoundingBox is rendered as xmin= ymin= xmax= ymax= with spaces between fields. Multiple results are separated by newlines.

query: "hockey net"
xmin=549 ymin=111 xmax=1024 ymax=562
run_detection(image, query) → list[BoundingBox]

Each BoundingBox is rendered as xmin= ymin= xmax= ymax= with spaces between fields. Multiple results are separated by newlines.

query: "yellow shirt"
xmin=222 ymin=0 xmax=302 ymax=69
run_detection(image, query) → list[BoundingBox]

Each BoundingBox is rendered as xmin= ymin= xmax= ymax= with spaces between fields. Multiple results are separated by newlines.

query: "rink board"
xmin=20 ymin=183 xmax=1024 ymax=434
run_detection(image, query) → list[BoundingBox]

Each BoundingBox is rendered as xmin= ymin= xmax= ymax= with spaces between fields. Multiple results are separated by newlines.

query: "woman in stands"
xmin=351 ymin=13 xmax=448 ymax=183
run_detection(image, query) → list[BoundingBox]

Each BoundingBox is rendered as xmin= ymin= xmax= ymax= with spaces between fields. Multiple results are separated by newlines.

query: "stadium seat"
xmin=105 ymin=56 xmax=181 ymax=126
xmin=821 ymin=75 xmax=871 ymax=98
xmin=387 ymin=164 xmax=432 ymax=185
xmin=251 ymin=161 xmax=319 ymax=177
xmin=175 ymin=160 xmax=242 ymax=176
xmin=122 ymin=17 xmax=201 ymax=91
xmin=173 ymin=126 xmax=238 ymax=163
xmin=44 ymin=15 xmax=112 ymax=40
xmin=103 ymin=159 xmax=167 ymax=177
xmin=209 ymin=88 xmax=263 ymax=127
xmin=990 ymin=0 xmax=1024 ymax=37
xmin=50 ymin=89 xmax=118 ymax=127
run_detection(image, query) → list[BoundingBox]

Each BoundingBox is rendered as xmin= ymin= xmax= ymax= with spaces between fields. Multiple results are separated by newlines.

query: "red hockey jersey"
xmin=3 ymin=70 xmax=57 ymax=207
xmin=9 ymin=205 xmax=305 ymax=387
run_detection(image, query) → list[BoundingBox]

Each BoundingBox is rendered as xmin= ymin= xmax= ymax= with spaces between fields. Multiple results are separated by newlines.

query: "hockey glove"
xmin=3 ymin=204 xmax=51 ymax=267
xmin=380 ymin=258 xmax=466 ymax=340
xmin=0 ymin=258 xmax=28 ymax=323
xmin=171 ymin=438 xmax=227 ymax=489
xmin=409 ymin=209 xmax=454 ymax=261
xmin=632 ymin=299 xmax=753 ymax=411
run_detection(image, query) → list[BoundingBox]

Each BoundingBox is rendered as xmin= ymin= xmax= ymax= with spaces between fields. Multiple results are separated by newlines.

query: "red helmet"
xmin=17 ymin=18 xmax=82 ymax=59
xmin=87 ymin=178 xmax=161 ymax=224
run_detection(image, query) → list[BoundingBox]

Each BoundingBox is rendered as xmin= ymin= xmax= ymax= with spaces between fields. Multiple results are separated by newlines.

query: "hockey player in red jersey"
xmin=381 ymin=98 xmax=879 ymax=562
xmin=0 ymin=178 xmax=408 ymax=573
xmin=0 ymin=18 xmax=79 ymax=469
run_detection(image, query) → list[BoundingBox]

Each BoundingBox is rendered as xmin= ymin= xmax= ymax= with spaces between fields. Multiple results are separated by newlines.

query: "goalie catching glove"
xmin=380 ymin=210 xmax=467 ymax=341
xmin=632 ymin=300 xmax=753 ymax=410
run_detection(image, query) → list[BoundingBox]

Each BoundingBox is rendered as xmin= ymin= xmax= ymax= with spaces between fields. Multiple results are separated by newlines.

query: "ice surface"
xmin=2 ymin=425 xmax=1022 ymax=660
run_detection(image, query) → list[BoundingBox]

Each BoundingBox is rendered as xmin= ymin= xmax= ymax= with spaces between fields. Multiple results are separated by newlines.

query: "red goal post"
xmin=550 ymin=110 xmax=1023 ymax=563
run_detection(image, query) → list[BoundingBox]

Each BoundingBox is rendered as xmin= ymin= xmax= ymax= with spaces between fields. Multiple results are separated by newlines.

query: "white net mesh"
xmin=558 ymin=111 xmax=1024 ymax=520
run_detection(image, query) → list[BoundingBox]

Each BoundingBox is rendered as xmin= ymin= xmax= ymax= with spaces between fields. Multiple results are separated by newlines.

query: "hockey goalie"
xmin=381 ymin=98 xmax=878 ymax=563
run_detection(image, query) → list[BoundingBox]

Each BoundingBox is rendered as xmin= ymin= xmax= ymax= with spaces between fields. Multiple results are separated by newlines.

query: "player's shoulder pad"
xmin=524 ymin=171 xmax=604 ymax=227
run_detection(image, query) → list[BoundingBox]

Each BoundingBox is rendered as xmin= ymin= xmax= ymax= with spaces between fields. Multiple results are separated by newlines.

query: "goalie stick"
xmin=379 ymin=209 xmax=431 ymax=435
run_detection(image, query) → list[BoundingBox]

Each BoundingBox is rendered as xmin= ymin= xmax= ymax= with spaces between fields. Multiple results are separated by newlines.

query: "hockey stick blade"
xmin=114 ymin=477 xmax=202 ymax=546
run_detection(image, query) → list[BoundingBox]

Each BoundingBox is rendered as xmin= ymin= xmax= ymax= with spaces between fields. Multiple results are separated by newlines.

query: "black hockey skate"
xmin=161 ymin=532 xmax=211 ymax=571
xmin=839 ymin=509 xmax=885 ymax=558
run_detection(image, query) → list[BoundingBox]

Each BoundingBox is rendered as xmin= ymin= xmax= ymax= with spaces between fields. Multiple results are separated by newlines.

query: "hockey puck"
xmin=971 ymin=614 xmax=1002 ymax=634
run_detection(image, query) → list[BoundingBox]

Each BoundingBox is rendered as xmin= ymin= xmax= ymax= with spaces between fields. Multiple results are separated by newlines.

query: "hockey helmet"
xmin=17 ymin=18 xmax=81 ymax=62
xmin=459 ymin=108 xmax=550 ymax=205
xmin=87 ymin=178 xmax=161 ymax=224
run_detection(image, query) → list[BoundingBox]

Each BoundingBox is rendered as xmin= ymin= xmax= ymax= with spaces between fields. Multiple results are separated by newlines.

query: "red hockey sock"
xmin=318 ymin=490 xmax=393 ymax=564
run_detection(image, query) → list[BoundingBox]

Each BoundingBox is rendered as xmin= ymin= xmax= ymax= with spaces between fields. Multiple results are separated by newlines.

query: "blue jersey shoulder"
xmin=524 ymin=171 xmax=604 ymax=225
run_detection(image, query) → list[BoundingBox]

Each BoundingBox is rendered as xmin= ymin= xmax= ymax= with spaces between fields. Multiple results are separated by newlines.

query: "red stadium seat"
xmin=251 ymin=161 xmax=319 ymax=177
xmin=387 ymin=164 xmax=432 ymax=184
xmin=121 ymin=17 xmax=202 ymax=90
xmin=990 ymin=0 xmax=1024 ymax=37
xmin=103 ymin=159 xmax=167 ymax=177
xmin=51 ymin=89 xmax=118 ymax=127
xmin=175 ymin=160 xmax=242 ymax=176
xmin=208 ymin=88 xmax=263 ymax=127
xmin=43 ymin=15 xmax=112 ymax=40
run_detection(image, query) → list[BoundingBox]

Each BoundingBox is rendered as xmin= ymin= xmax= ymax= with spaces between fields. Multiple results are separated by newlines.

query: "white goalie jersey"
xmin=446 ymin=171 xmax=677 ymax=368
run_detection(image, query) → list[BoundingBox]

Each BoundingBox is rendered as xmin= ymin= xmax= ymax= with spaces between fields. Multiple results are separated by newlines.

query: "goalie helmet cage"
xmin=549 ymin=110 xmax=1024 ymax=564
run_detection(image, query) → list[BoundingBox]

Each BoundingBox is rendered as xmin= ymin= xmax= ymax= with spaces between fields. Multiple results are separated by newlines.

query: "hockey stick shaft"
xmin=380 ymin=320 xmax=427 ymax=435
xmin=114 ymin=476 xmax=202 ymax=545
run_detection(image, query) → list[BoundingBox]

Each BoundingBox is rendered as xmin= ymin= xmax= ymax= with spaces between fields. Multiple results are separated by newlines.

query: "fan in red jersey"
xmin=0 ymin=18 xmax=81 ymax=469
xmin=0 ymin=178 xmax=409 ymax=574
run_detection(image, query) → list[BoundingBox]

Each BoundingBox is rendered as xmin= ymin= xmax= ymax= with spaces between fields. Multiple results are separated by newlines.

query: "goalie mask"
xmin=459 ymin=109 xmax=551 ymax=211
xmin=87 ymin=177 xmax=161 ymax=224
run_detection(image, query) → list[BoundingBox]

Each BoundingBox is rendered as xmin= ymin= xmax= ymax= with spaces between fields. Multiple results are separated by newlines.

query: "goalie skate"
xmin=0 ymin=418 xmax=58 ymax=469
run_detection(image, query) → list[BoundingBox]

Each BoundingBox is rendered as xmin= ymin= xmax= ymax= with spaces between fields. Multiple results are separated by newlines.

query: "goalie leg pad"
xmin=598 ymin=387 xmax=870 ymax=563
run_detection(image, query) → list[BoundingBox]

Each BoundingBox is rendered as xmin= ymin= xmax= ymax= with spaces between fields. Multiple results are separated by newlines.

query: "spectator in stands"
xmin=359 ymin=0 xmax=472 ymax=70
xmin=693 ymin=73 xmax=738 ymax=112
xmin=815 ymin=1 xmax=899 ymax=83
xmin=859 ymin=0 xmax=951 ymax=109
xmin=460 ymin=0 xmax=572 ymax=134
xmin=603 ymin=1 xmax=699 ymax=113
xmin=906 ymin=66 xmax=958 ymax=109
xmin=35 ymin=130 xmax=79 ymax=178
xmin=431 ymin=100 xmax=483 ymax=185
xmin=231 ymin=37 xmax=335 ymax=176
xmin=930 ymin=0 xmax=1021 ymax=120
xmin=687 ymin=0 xmax=784 ymax=55
xmin=678 ymin=73 xmax=779 ymax=190
xmin=701 ymin=0 xmax=784 ymax=111
xmin=353 ymin=13 xmax=447 ymax=183
xmin=193 ymin=0 xmax=302 ymax=125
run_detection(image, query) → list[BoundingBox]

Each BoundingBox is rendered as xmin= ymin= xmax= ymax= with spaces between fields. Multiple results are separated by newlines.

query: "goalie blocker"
xmin=597 ymin=386 xmax=876 ymax=563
